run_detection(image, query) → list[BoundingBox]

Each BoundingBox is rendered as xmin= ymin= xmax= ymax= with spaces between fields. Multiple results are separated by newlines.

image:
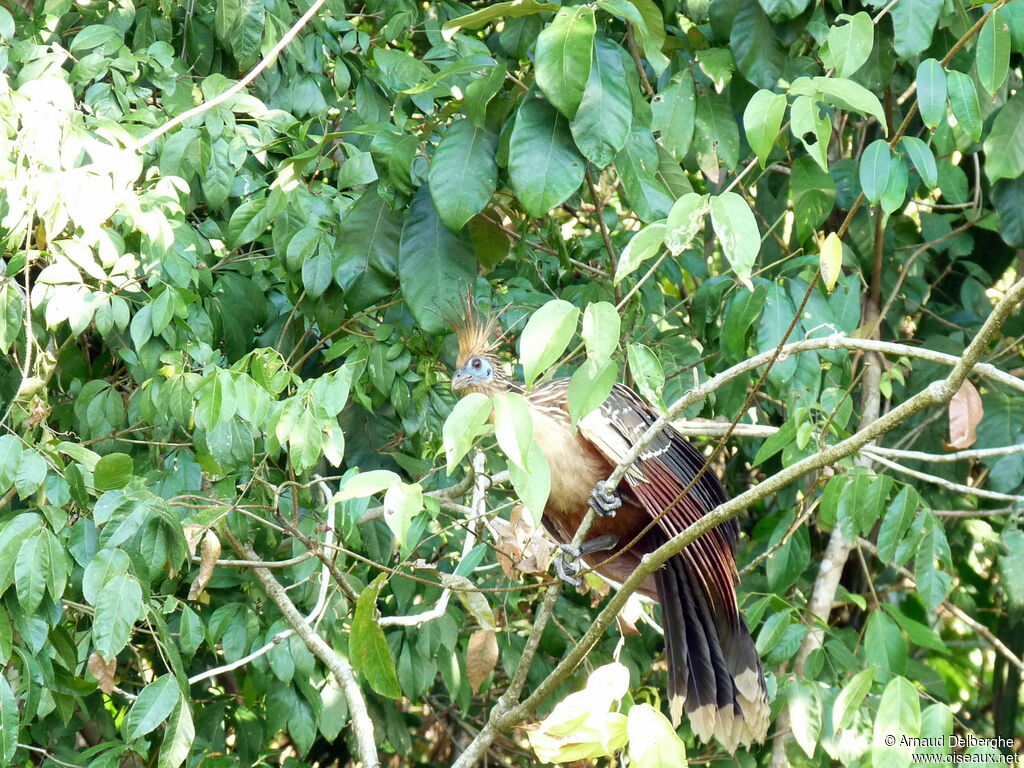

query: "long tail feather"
xmin=655 ymin=555 xmax=769 ymax=752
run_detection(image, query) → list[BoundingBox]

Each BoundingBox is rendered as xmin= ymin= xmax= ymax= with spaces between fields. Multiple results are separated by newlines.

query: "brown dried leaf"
xmin=466 ymin=629 xmax=499 ymax=693
xmin=948 ymin=379 xmax=983 ymax=450
xmin=188 ymin=530 xmax=222 ymax=601
xmin=182 ymin=524 xmax=206 ymax=558
xmin=88 ymin=652 xmax=116 ymax=694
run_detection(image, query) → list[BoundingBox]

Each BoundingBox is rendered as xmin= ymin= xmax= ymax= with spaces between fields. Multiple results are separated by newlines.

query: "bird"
xmin=448 ymin=297 xmax=770 ymax=753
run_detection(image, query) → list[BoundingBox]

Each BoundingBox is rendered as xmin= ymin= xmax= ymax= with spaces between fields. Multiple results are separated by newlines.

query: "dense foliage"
xmin=2 ymin=0 xmax=1024 ymax=765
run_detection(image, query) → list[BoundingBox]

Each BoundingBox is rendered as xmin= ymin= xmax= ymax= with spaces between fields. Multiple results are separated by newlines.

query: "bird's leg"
xmin=553 ymin=534 xmax=620 ymax=586
xmin=589 ymin=481 xmax=622 ymax=517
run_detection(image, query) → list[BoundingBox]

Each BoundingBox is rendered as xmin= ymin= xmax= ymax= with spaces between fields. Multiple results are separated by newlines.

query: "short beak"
xmin=451 ymin=369 xmax=472 ymax=392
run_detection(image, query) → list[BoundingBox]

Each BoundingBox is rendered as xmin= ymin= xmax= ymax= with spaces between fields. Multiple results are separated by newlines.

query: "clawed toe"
xmin=553 ymin=544 xmax=583 ymax=586
xmin=589 ymin=481 xmax=622 ymax=517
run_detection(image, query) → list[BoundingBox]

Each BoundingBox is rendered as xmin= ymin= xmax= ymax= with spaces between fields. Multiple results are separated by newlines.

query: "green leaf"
xmin=398 ymin=185 xmax=478 ymax=333
xmin=915 ymin=513 xmax=951 ymax=610
xmin=900 ymin=137 xmax=937 ymax=188
xmin=615 ymin=221 xmax=666 ymax=284
xmin=833 ymin=668 xmax=875 ymax=730
xmin=743 ymin=89 xmax=787 ymax=168
xmin=730 ymin=1 xmax=785 ymax=90
xmin=226 ymin=193 xmax=285 ymax=248
xmin=519 ymin=299 xmax=580 ymax=387
xmin=567 ymin=359 xmax=616 ymax=427
xmin=13 ymin=450 xmax=46 ymax=499
xmin=0 ymin=674 xmax=16 ymax=767
xmin=535 ymin=5 xmax=596 ymax=118
xmin=571 ymin=37 xmax=632 ymax=168
xmin=507 ymin=443 xmax=551 ymax=526
xmin=791 ymin=77 xmax=887 ymax=135
xmin=752 ymin=419 xmax=795 ymax=466
xmin=336 ymin=470 xmax=400 ymax=502
xmin=664 ymin=193 xmax=708 ymax=255
xmin=709 ymin=192 xmax=759 ymax=288
xmin=872 ymin=676 xmax=920 ymax=768
xmin=509 ymin=91 xmax=586 ymax=217
xmin=651 ymin=72 xmax=695 ymax=162
xmin=859 ymin=140 xmax=892 ymax=204
xmin=790 ymin=156 xmax=836 ymax=243
xmin=428 ymin=120 xmax=499 ymax=232
xmin=441 ymin=0 xmax=558 ymax=38
xmin=493 ymin=392 xmax=534 ymax=469
xmin=126 ymin=676 xmax=180 ymax=740
xmin=880 ymin=605 xmax=948 ymax=654
xmin=983 ymin=91 xmax=1024 ymax=184
xmin=350 ymin=575 xmax=402 ymax=698
xmin=444 ymin=393 xmax=493 ymax=473
xmin=581 ymin=302 xmax=620 ymax=365
xmin=465 ymin=61 xmax=507 ymax=128
xmin=94 ymin=572 xmax=143 ymax=661
xmin=301 ymin=252 xmax=333 ymax=298
xmin=999 ymin=528 xmax=1024 ymax=607
xmin=976 ymin=9 xmax=1011 ymax=96
xmin=0 ymin=434 xmax=22 ymax=493
xmin=946 ymin=70 xmax=982 ymax=142
xmin=826 ymin=12 xmax=873 ymax=78
xmin=614 ymin=129 xmax=673 ymax=223
xmin=790 ymin=94 xmax=831 ymax=172
xmin=722 ymin=283 xmax=767 ymax=363
xmin=866 ymin=611 xmax=907 ymax=676
xmin=626 ymin=704 xmax=687 ymax=768
xmin=788 ymin=680 xmax=821 ymax=758
xmin=916 ymin=59 xmax=947 ymax=130
xmin=626 ymin=343 xmax=665 ymax=411
xmin=94 ymin=453 xmax=135 ymax=491
xmin=158 ymin=699 xmax=195 ymax=768
xmin=14 ymin=531 xmax=47 ymax=613
xmin=877 ymin=485 xmax=921 ymax=563
xmin=890 ymin=0 xmax=942 ymax=58
xmin=693 ymin=87 xmax=739 ymax=182
xmin=383 ymin=482 xmax=423 ymax=548
xmin=837 ymin=468 xmax=892 ymax=539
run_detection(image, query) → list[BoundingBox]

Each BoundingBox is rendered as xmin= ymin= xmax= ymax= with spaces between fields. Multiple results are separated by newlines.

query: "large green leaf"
xmin=790 ymin=157 xmax=836 ymax=243
xmin=443 ymin=393 xmax=493 ymax=472
xmin=428 ymin=120 xmax=498 ymax=232
xmin=441 ymin=0 xmax=558 ymax=38
xmin=693 ymin=86 xmax=739 ymax=181
xmin=0 ymin=675 xmax=16 ymax=767
xmin=580 ymin=301 xmax=620 ymax=365
xmin=872 ymin=676 xmax=920 ymax=768
xmin=126 ymin=676 xmax=180 ymax=740
xmin=976 ymin=8 xmax=1010 ymax=96
xmin=859 ymin=139 xmax=892 ymax=203
xmin=93 ymin=572 xmax=143 ymax=661
xmin=535 ymin=5 xmax=595 ymax=118
xmin=519 ymin=299 xmax=580 ymax=387
xmin=983 ymin=91 xmax=1024 ymax=183
xmin=615 ymin=129 xmax=673 ymax=223
xmin=651 ymin=72 xmax=695 ymax=162
xmin=709 ymin=192 xmax=759 ymax=287
xmin=615 ymin=220 xmax=666 ymax=284
xmin=915 ymin=59 xmax=946 ymax=129
xmin=730 ymin=1 xmax=785 ymax=89
xmin=743 ymin=89 xmax=787 ymax=168
xmin=946 ymin=70 xmax=982 ymax=141
xmin=825 ymin=12 xmax=873 ymax=78
xmin=509 ymin=91 xmax=586 ymax=217
xmin=570 ymin=38 xmax=632 ymax=168
xmin=398 ymin=185 xmax=478 ymax=333
xmin=350 ymin=575 xmax=402 ymax=698
xmin=890 ymin=0 xmax=942 ymax=58
xmin=334 ymin=186 xmax=402 ymax=308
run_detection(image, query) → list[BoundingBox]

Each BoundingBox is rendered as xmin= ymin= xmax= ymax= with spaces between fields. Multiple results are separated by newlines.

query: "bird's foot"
xmin=552 ymin=535 xmax=620 ymax=586
xmin=553 ymin=544 xmax=583 ymax=586
xmin=589 ymin=481 xmax=622 ymax=517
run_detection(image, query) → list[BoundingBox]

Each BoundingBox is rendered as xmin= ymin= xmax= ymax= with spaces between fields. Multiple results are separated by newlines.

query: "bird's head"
xmin=449 ymin=294 xmax=511 ymax=397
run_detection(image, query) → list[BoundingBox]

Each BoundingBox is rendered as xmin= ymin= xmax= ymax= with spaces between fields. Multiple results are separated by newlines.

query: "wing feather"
xmin=578 ymin=383 xmax=739 ymax=619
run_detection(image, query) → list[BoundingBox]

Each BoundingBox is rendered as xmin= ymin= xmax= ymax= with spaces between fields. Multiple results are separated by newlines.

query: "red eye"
xmin=470 ymin=358 xmax=482 ymax=370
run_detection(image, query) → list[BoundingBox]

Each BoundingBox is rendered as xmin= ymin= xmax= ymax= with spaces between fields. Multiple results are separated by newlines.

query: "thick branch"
xmin=221 ymin=526 xmax=379 ymax=768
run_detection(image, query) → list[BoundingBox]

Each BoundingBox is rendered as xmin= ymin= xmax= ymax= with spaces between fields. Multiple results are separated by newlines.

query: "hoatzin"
xmin=449 ymin=302 xmax=769 ymax=752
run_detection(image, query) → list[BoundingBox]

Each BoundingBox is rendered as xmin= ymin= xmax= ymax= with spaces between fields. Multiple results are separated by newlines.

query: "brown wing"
xmin=577 ymin=383 xmax=740 ymax=620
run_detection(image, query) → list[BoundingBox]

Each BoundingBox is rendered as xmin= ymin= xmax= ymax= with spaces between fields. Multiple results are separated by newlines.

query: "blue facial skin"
xmin=451 ymin=356 xmax=492 ymax=392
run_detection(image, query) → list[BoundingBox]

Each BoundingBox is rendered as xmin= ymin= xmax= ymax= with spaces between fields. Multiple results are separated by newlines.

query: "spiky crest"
xmin=451 ymin=293 xmax=501 ymax=368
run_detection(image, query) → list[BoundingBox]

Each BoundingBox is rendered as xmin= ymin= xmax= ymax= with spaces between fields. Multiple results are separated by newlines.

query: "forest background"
xmin=2 ymin=0 xmax=1024 ymax=766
